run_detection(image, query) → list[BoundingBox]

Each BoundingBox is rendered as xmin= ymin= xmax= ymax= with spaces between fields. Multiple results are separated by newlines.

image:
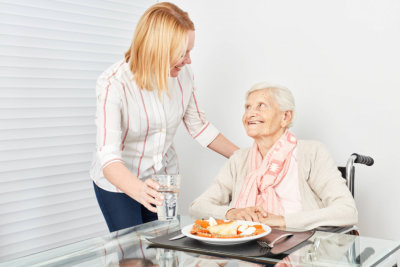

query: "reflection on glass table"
xmin=1 ymin=215 xmax=399 ymax=267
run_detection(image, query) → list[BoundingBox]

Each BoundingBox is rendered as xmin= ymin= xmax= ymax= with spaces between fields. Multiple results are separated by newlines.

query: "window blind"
xmin=0 ymin=0 xmax=154 ymax=260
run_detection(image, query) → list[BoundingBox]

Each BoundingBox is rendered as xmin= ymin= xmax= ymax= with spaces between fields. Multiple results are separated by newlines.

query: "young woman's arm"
xmin=207 ymin=133 xmax=239 ymax=158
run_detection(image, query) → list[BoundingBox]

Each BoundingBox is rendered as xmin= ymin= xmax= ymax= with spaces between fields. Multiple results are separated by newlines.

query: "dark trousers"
xmin=93 ymin=182 xmax=158 ymax=232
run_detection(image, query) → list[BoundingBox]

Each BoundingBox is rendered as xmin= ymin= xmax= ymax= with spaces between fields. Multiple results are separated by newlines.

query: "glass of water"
xmin=153 ymin=174 xmax=181 ymax=221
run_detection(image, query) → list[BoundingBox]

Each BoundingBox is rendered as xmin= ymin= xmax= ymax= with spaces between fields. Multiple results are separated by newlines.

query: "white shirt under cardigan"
xmin=90 ymin=60 xmax=219 ymax=192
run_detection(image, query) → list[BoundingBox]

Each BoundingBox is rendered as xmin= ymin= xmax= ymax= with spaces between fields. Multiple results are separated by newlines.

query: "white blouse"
xmin=90 ymin=60 xmax=219 ymax=192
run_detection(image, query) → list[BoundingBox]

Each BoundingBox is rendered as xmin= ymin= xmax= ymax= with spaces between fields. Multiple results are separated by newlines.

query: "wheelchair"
xmin=338 ymin=153 xmax=374 ymax=235
xmin=314 ymin=154 xmax=382 ymax=265
xmin=316 ymin=153 xmax=374 ymax=235
xmin=338 ymin=153 xmax=374 ymax=198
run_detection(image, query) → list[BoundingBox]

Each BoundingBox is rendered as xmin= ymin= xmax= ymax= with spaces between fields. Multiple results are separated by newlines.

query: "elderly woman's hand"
xmin=260 ymin=213 xmax=286 ymax=228
xmin=225 ymin=206 xmax=267 ymax=222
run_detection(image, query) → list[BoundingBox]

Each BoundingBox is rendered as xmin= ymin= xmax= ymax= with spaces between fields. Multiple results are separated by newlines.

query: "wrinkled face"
xmin=242 ymin=89 xmax=288 ymax=140
xmin=170 ymin=30 xmax=195 ymax=77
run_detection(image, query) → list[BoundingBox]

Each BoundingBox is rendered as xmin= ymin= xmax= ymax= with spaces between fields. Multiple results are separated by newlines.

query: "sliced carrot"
xmin=254 ymin=229 xmax=266 ymax=235
xmin=194 ymin=219 xmax=210 ymax=228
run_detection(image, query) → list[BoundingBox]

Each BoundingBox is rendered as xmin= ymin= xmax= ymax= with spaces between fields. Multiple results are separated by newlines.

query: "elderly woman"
xmin=189 ymin=82 xmax=358 ymax=230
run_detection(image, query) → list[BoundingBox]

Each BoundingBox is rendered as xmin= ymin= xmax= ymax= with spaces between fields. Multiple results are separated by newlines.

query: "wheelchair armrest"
xmin=315 ymin=225 xmax=359 ymax=235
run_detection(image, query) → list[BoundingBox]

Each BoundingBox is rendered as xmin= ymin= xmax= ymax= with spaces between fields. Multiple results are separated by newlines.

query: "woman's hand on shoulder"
xmin=134 ymin=178 xmax=164 ymax=213
xmin=225 ymin=206 xmax=267 ymax=222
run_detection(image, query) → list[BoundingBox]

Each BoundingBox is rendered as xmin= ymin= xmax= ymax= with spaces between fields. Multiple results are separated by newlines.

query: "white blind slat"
xmin=0 ymin=153 xmax=92 ymax=173
xmin=1 ymin=35 xmax=126 ymax=54
xmin=0 ymin=55 xmax=116 ymax=70
xmin=0 ymin=179 xmax=94 ymax=203
xmin=0 ymin=108 xmax=95 ymax=120
xmin=0 ymin=189 xmax=95 ymax=214
xmin=0 ymin=143 xmax=94 ymax=161
xmin=0 ymin=77 xmax=96 ymax=88
xmin=0 ymin=126 xmax=96 ymax=140
xmin=0 ymin=97 xmax=95 ymax=107
xmin=1 ymin=0 xmax=142 ymax=22
xmin=0 ymin=13 xmax=133 ymax=36
xmin=0 ymin=117 xmax=95 ymax=130
xmin=0 ymin=135 xmax=94 ymax=150
xmin=0 ymin=66 xmax=102 ymax=79
xmin=0 ymin=197 xmax=97 ymax=224
xmin=1 ymin=172 xmax=93 ymax=193
xmin=0 ymin=88 xmax=95 ymax=98
xmin=0 ymin=44 xmax=121 ymax=62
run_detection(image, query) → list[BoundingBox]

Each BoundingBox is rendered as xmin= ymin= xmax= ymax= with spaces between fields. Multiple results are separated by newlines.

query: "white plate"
xmin=181 ymin=220 xmax=271 ymax=245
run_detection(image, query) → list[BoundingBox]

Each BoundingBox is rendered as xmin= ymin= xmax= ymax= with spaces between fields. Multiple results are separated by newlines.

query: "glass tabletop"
xmin=1 ymin=215 xmax=399 ymax=267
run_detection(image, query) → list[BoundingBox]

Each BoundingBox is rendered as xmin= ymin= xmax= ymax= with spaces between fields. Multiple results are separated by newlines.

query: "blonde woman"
xmin=90 ymin=2 xmax=238 ymax=232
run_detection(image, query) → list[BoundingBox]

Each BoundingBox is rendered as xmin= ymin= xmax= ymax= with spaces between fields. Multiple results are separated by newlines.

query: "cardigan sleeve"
xmin=189 ymin=151 xmax=243 ymax=220
xmin=285 ymin=142 xmax=358 ymax=229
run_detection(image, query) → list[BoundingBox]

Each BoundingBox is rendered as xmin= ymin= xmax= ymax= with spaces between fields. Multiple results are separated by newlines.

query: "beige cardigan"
xmin=189 ymin=140 xmax=358 ymax=230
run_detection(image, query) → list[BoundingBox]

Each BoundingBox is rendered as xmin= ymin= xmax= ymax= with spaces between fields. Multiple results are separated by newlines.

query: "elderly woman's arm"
xmin=189 ymin=152 xmax=240 ymax=219
xmin=284 ymin=141 xmax=358 ymax=229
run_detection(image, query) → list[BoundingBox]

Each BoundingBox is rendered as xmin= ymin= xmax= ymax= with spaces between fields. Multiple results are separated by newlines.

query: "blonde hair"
xmin=125 ymin=2 xmax=194 ymax=94
xmin=246 ymin=82 xmax=296 ymax=127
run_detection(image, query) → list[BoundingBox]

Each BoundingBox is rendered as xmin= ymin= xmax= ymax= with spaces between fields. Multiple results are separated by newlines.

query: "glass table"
xmin=1 ymin=215 xmax=399 ymax=267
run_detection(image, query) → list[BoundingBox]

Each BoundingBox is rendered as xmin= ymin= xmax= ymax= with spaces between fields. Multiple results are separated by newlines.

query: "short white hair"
xmin=246 ymin=82 xmax=296 ymax=127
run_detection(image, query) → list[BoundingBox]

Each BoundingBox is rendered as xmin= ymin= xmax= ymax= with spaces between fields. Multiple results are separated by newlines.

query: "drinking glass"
xmin=153 ymin=174 xmax=181 ymax=220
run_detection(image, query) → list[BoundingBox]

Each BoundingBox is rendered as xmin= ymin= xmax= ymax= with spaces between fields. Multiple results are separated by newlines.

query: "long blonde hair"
xmin=125 ymin=2 xmax=194 ymax=94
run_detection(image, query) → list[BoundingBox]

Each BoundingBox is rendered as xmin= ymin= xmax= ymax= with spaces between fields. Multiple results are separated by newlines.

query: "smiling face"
xmin=242 ymin=89 xmax=291 ymax=144
xmin=170 ymin=30 xmax=195 ymax=77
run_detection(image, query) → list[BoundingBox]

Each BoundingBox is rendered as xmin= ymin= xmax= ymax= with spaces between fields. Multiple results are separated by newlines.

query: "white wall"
xmin=172 ymin=0 xmax=400 ymax=240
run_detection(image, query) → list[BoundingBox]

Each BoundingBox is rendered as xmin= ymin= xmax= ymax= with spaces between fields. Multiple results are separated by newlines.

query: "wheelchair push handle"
xmin=351 ymin=153 xmax=374 ymax=166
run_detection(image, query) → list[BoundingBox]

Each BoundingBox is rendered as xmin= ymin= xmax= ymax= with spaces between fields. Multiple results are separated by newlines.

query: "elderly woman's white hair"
xmin=246 ymin=82 xmax=296 ymax=127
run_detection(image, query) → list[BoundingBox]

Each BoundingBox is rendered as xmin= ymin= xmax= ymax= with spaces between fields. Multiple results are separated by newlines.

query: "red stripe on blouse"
xmin=103 ymin=248 xmax=107 ymax=266
xmin=193 ymin=122 xmax=210 ymax=139
xmin=101 ymin=158 xmax=123 ymax=169
xmin=102 ymin=81 xmax=111 ymax=147
xmin=121 ymin=82 xmax=129 ymax=150
xmin=192 ymin=90 xmax=205 ymax=124
xmin=139 ymin=238 xmax=146 ymax=259
xmin=116 ymin=231 xmax=125 ymax=259
xmin=137 ymin=89 xmax=150 ymax=177
xmin=177 ymin=78 xmax=193 ymax=136
xmin=164 ymin=161 xmax=168 ymax=174
xmin=102 ymin=62 xmax=124 ymax=147
xmin=177 ymin=78 xmax=185 ymax=117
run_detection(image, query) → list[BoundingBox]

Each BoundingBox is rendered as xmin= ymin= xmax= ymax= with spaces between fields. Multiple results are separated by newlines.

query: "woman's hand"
xmin=259 ymin=213 xmax=286 ymax=228
xmin=225 ymin=206 xmax=267 ymax=222
xmin=103 ymin=162 xmax=165 ymax=213
xmin=134 ymin=178 xmax=164 ymax=213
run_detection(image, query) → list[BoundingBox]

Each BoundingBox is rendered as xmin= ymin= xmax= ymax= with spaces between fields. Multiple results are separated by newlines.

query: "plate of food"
xmin=181 ymin=217 xmax=271 ymax=245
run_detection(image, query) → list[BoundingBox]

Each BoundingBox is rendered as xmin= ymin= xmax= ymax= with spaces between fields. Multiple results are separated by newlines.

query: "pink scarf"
xmin=234 ymin=130 xmax=297 ymax=215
